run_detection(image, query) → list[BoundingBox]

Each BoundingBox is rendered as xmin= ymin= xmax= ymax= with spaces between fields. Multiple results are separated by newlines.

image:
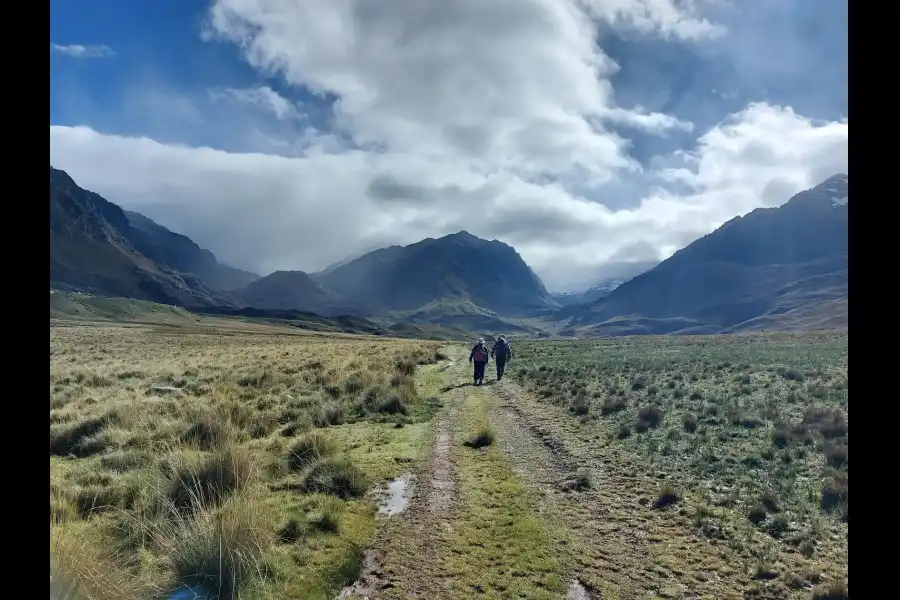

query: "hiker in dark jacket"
xmin=469 ymin=338 xmax=489 ymax=385
xmin=490 ymin=335 xmax=512 ymax=380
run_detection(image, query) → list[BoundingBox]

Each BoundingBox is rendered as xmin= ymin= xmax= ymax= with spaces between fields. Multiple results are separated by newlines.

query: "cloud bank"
xmin=49 ymin=0 xmax=848 ymax=292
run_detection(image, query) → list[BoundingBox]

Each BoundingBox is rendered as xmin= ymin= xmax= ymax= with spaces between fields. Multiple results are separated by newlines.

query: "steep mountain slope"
xmin=311 ymin=231 xmax=557 ymax=314
xmin=233 ymin=270 xmax=367 ymax=316
xmin=124 ymin=210 xmax=259 ymax=290
xmin=50 ymin=166 xmax=236 ymax=307
xmin=568 ymin=175 xmax=848 ymax=335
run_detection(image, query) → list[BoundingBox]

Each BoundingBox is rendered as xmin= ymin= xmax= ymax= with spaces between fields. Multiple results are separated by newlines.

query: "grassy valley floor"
xmin=50 ymin=323 xmax=847 ymax=600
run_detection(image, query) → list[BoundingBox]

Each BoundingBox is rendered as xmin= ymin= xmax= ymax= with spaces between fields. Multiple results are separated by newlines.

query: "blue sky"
xmin=50 ymin=0 xmax=848 ymax=292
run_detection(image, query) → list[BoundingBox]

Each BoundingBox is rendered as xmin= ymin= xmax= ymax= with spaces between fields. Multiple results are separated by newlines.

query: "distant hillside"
xmin=124 ymin=210 xmax=258 ymax=291
xmin=49 ymin=166 xmax=237 ymax=307
xmin=311 ymin=231 xmax=557 ymax=315
xmin=50 ymin=290 xmax=198 ymax=324
xmin=566 ymin=175 xmax=848 ymax=335
xmin=233 ymin=270 xmax=368 ymax=316
xmin=50 ymin=291 xmax=470 ymax=339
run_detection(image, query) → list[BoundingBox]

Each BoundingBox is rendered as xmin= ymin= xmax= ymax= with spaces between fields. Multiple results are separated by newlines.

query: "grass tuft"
xmin=300 ymin=455 xmax=368 ymax=499
xmin=465 ymin=424 xmax=496 ymax=449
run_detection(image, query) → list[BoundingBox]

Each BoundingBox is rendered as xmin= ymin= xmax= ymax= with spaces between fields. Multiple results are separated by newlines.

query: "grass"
xmin=509 ymin=332 xmax=848 ymax=591
xmin=50 ymin=322 xmax=447 ymax=599
xmin=441 ymin=387 xmax=567 ymax=597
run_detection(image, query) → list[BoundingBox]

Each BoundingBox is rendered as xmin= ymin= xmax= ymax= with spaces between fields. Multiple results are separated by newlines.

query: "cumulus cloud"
xmin=50 ymin=43 xmax=114 ymax=58
xmin=49 ymin=0 xmax=848 ymax=292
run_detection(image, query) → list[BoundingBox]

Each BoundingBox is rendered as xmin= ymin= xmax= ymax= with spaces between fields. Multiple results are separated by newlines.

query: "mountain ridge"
xmin=564 ymin=174 xmax=848 ymax=335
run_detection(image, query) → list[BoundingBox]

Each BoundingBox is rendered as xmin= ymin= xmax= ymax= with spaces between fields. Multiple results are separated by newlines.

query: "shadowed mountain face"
xmin=50 ymin=166 xmax=240 ymax=307
xmin=124 ymin=210 xmax=258 ymax=291
xmin=233 ymin=270 xmax=370 ymax=316
xmin=51 ymin=162 xmax=848 ymax=337
xmin=567 ymin=174 xmax=848 ymax=335
xmin=311 ymin=231 xmax=557 ymax=314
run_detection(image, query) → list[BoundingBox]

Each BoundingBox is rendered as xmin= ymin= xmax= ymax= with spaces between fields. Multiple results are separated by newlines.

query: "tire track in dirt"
xmin=338 ymin=374 xmax=464 ymax=599
xmin=491 ymin=381 xmax=758 ymax=600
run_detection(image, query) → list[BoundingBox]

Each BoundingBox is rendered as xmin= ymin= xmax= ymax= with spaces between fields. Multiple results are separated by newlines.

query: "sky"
xmin=50 ymin=0 xmax=848 ymax=293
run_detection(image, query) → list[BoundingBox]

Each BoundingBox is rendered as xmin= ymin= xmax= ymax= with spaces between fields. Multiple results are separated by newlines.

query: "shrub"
xmin=630 ymin=375 xmax=648 ymax=391
xmin=571 ymin=392 xmax=590 ymax=416
xmin=300 ymin=456 xmax=368 ymax=499
xmin=395 ymin=360 xmax=417 ymax=376
xmin=50 ymin=414 xmax=116 ymax=457
xmin=572 ymin=469 xmax=592 ymax=491
xmin=653 ymin=485 xmax=679 ymax=509
xmin=181 ymin=414 xmax=234 ymax=450
xmin=376 ymin=392 xmax=409 ymax=415
xmin=287 ymin=432 xmax=338 ymax=472
xmin=465 ymin=425 xmax=496 ymax=449
xmin=51 ymin=525 xmax=157 ymax=600
xmin=601 ymin=396 xmax=626 ymax=415
xmin=820 ymin=474 xmax=848 ymax=514
xmin=812 ymin=581 xmax=848 ymax=600
xmin=636 ymin=405 xmax=664 ymax=429
xmin=682 ymin=414 xmax=698 ymax=433
xmin=314 ymin=402 xmax=345 ymax=427
xmin=165 ymin=444 xmax=256 ymax=513
xmin=823 ymin=440 xmax=848 ymax=468
xmin=167 ymin=496 xmax=273 ymax=599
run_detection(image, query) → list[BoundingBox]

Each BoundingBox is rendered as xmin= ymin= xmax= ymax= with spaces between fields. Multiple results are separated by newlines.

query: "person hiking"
xmin=490 ymin=335 xmax=512 ymax=380
xmin=469 ymin=337 xmax=489 ymax=385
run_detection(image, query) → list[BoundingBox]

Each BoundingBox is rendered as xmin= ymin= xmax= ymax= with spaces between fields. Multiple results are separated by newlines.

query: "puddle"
xmin=168 ymin=586 xmax=211 ymax=600
xmin=568 ymin=579 xmax=599 ymax=600
xmin=378 ymin=474 xmax=415 ymax=517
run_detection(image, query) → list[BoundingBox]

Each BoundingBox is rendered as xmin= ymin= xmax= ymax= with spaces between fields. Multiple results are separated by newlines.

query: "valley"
xmin=50 ymin=168 xmax=848 ymax=338
xmin=50 ymin=319 xmax=847 ymax=600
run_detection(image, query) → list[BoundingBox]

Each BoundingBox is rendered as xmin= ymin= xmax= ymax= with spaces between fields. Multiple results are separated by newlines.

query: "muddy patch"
xmin=335 ymin=388 xmax=464 ymax=599
xmin=336 ymin=549 xmax=392 ymax=599
xmin=378 ymin=474 xmax=415 ymax=517
xmin=427 ymin=389 xmax=461 ymax=516
xmin=568 ymin=579 xmax=600 ymax=600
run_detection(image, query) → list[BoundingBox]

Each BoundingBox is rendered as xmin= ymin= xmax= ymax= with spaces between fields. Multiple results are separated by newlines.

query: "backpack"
xmin=494 ymin=339 xmax=508 ymax=358
xmin=473 ymin=345 xmax=487 ymax=362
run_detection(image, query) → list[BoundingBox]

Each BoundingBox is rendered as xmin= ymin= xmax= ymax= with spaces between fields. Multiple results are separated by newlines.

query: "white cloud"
xmin=50 ymin=43 xmax=114 ymax=58
xmin=578 ymin=0 xmax=727 ymax=40
xmin=208 ymin=86 xmax=302 ymax=121
xmin=50 ymin=104 xmax=847 ymax=291
xmin=201 ymin=0 xmax=712 ymax=184
xmin=49 ymin=0 xmax=847 ymax=292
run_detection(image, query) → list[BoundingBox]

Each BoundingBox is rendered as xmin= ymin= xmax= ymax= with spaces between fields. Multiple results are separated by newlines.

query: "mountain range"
xmin=561 ymin=174 xmax=848 ymax=335
xmin=49 ymin=165 xmax=848 ymax=336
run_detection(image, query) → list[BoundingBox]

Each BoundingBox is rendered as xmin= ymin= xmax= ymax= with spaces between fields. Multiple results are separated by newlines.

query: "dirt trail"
xmin=338 ymin=363 xmax=465 ymax=599
xmin=491 ymin=380 xmax=759 ymax=600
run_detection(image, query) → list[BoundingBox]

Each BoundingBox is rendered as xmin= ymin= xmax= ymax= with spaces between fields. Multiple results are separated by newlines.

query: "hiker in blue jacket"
xmin=469 ymin=338 xmax=489 ymax=385
xmin=490 ymin=335 xmax=512 ymax=381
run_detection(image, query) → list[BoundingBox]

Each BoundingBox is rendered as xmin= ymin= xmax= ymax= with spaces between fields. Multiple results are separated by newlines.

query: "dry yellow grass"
xmin=50 ymin=323 xmax=446 ymax=599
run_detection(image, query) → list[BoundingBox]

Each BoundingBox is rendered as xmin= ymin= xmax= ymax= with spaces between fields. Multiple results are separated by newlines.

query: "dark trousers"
xmin=473 ymin=361 xmax=486 ymax=383
xmin=496 ymin=358 xmax=507 ymax=380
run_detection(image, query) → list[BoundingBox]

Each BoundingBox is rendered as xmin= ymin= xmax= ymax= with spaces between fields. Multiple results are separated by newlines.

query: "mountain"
xmin=123 ymin=210 xmax=259 ymax=291
xmin=50 ymin=166 xmax=240 ymax=307
xmin=551 ymin=260 xmax=658 ymax=306
xmin=566 ymin=175 xmax=848 ymax=335
xmin=311 ymin=231 xmax=557 ymax=315
xmin=233 ymin=270 xmax=368 ymax=316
